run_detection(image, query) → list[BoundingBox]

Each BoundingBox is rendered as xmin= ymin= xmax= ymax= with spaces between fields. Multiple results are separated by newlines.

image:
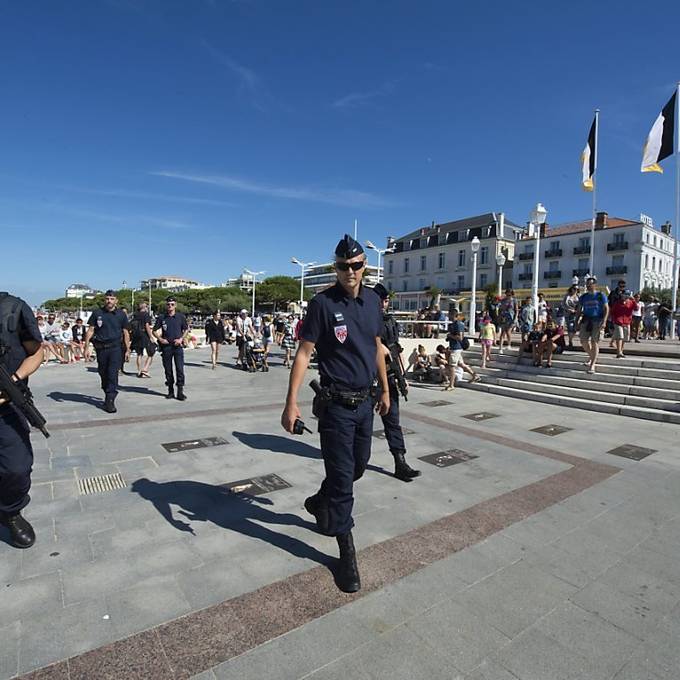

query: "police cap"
xmin=373 ymin=283 xmax=389 ymax=300
xmin=334 ymin=234 xmax=364 ymax=259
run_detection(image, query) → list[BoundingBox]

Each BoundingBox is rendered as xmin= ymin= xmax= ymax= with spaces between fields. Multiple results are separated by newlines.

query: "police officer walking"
xmin=154 ymin=297 xmax=188 ymax=400
xmin=281 ymin=235 xmax=390 ymax=593
xmin=84 ymin=290 xmax=130 ymax=413
xmin=373 ymin=283 xmax=421 ymax=482
xmin=0 ymin=291 xmax=44 ymax=548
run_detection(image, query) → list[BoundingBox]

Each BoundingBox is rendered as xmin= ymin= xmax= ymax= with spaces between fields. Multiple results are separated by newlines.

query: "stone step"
xmin=461 ymin=381 xmax=680 ymax=425
xmin=493 ymin=378 xmax=680 ymax=413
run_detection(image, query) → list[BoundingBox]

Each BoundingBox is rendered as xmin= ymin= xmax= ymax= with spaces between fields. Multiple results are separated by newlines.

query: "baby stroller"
xmin=243 ymin=337 xmax=268 ymax=372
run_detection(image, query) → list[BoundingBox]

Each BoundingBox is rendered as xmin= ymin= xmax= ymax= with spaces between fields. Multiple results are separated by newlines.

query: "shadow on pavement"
xmin=130 ymin=478 xmax=333 ymax=567
xmin=46 ymin=391 xmax=102 ymax=406
xmin=117 ymin=385 xmax=166 ymax=397
xmin=232 ymin=431 xmax=322 ymax=459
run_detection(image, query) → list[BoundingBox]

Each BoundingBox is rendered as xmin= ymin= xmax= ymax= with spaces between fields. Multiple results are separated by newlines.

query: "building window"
xmin=646 ymin=233 xmax=650 ymax=243
xmin=645 ymin=254 xmax=649 ymax=269
xmin=652 ymin=256 xmax=656 ymax=271
xmin=438 ymin=252 xmax=445 ymax=269
xmin=387 ymin=281 xmax=393 ymax=291
xmin=402 ymin=280 xmax=408 ymax=292
xmin=578 ymin=258 xmax=589 ymax=271
xmin=653 ymin=235 xmax=657 ymax=247
xmin=388 ymin=260 xmax=393 ymax=275
xmin=524 ymin=245 xmax=534 ymax=255
xmin=614 ymin=233 xmax=625 ymax=246
xmin=548 ymin=240 xmax=560 ymax=252
xmin=549 ymin=281 xmax=558 ymax=288
xmin=420 ymin=255 xmax=427 ymax=271
xmin=549 ymin=260 xmax=559 ymax=271
xmin=612 ymin=255 xmax=624 ymax=266
xmin=457 ymin=275 xmax=465 ymax=290
xmin=458 ymin=250 xmax=465 ymax=267
xmin=480 ymin=273 xmax=488 ymax=288
xmin=480 ymin=246 xmax=489 ymax=265
xmin=579 ymin=237 xmax=590 ymax=249
xmin=404 ymin=258 xmax=410 ymax=274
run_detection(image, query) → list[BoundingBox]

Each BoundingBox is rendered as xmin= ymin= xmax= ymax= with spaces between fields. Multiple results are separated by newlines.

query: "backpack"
xmin=129 ymin=316 xmax=144 ymax=341
xmin=0 ymin=293 xmax=23 ymax=369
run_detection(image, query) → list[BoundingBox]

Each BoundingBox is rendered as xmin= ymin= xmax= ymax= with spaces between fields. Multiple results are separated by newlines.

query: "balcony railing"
xmin=606 ymin=265 xmax=628 ymax=275
xmin=518 ymin=272 xmax=533 ymax=281
xmin=544 ymin=271 xmax=561 ymax=279
xmin=573 ymin=246 xmax=590 ymax=255
xmin=545 ymin=249 xmax=562 ymax=258
xmin=607 ymin=242 xmax=629 ymax=252
xmin=518 ymin=252 xmax=535 ymax=261
xmin=572 ymin=268 xmax=590 ymax=277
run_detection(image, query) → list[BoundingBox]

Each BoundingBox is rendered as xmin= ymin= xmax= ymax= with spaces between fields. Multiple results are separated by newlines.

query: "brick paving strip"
xmin=21 ymin=410 xmax=620 ymax=680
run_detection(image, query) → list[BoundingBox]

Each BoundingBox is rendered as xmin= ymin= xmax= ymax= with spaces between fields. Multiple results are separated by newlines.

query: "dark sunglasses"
xmin=336 ymin=261 xmax=365 ymax=272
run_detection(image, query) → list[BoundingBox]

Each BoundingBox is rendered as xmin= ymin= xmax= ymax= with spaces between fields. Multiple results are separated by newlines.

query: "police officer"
xmin=154 ymin=297 xmax=188 ymax=400
xmin=373 ymin=283 xmax=421 ymax=482
xmin=0 ymin=292 xmax=44 ymax=548
xmin=84 ymin=290 xmax=130 ymax=413
xmin=281 ymin=235 xmax=390 ymax=593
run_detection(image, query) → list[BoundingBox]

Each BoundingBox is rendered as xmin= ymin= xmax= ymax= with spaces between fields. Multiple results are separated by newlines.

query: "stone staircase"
xmin=461 ymin=345 xmax=680 ymax=424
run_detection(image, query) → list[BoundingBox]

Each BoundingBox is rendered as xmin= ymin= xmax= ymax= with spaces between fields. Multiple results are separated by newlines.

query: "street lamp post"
xmin=291 ymin=258 xmax=316 ymax=312
xmin=243 ymin=269 xmax=265 ymax=317
xmin=469 ymin=236 xmax=481 ymax=333
xmin=496 ymin=251 xmax=506 ymax=295
xmin=529 ymin=203 xmax=548 ymax=322
xmin=365 ymin=241 xmax=395 ymax=282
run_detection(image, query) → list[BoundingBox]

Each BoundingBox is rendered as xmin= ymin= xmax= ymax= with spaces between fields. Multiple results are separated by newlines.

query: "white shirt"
xmin=632 ymin=301 xmax=643 ymax=317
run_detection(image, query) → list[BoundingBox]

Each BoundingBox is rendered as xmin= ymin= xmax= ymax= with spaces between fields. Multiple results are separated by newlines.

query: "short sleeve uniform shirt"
xmin=300 ymin=283 xmax=382 ymax=391
xmin=0 ymin=295 xmax=42 ymax=376
xmin=153 ymin=312 xmax=188 ymax=341
xmin=87 ymin=308 xmax=129 ymax=343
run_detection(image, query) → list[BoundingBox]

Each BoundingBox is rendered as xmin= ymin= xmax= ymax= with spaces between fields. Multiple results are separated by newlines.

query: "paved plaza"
xmin=2 ymin=344 xmax=680 ymax=679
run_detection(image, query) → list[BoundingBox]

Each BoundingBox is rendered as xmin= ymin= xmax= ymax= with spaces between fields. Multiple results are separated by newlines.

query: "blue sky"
xmin=2 ymin=0 xmax=679 ymax=305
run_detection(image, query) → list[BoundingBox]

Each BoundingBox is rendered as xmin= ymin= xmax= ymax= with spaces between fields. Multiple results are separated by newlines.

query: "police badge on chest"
xmin=96 ymin=317 xmax=103 ymax=327
xmin=334 ymin=324 xmax=347 ymax=343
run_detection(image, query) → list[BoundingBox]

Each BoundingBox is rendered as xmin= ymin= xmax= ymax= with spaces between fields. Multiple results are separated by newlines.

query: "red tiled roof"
xmin=541 ymin=217 xmax=640 ymax=238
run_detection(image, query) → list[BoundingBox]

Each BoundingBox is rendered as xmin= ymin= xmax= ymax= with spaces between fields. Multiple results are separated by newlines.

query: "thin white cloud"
xmin=333 ymin=80 xmax=398 ymax=109
xmin=69 ymin=186 xmax=235 ymax=207
xmin=150 ymin=170 xmax=399 ymax=208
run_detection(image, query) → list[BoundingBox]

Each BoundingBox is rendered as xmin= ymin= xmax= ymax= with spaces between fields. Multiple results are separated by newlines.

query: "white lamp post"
xmin=496 ymin=251 xmax=506 ymax=294
xmin=291 ymin=257 xmax=315 ymax=312
xmin=365 ymin=241 xmax=395 ymax=282
xmin=530 ymin=203 xmax=548 ymax=322
xmin=243 ymin=268 xmax=265 ymax=317
xmin=469 ymin=236 xmax=481 ymax=333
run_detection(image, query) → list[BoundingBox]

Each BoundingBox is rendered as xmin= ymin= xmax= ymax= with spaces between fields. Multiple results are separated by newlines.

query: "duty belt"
xmin=328 ymin=385 xmax=371 ymax=407
xmin=92 ymin=341 xmax=120 ymax=351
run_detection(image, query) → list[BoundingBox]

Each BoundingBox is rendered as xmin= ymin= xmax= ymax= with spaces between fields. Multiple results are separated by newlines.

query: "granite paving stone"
xmin=0 ymin=621 xmax=20 ymax=680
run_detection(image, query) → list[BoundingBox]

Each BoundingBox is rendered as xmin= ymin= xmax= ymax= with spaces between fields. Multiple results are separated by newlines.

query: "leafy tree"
xmin=256 ymin=276 xmax=312 ymax=310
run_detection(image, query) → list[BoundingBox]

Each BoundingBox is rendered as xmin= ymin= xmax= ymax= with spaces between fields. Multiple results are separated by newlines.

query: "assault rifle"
xmin=0 ymin=364 xmax=50 ymax=438
xmin=385 ymin=348 xmax=408 ymax=401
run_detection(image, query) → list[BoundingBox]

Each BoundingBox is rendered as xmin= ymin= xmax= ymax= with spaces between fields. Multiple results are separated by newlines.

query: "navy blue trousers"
xmin=96 ymin=346 xmax=122 ymax=395
xmin=161 ymin=345 xmax=185 ymax=387
xmin=316 ymin=398 xmax=374 ymax=536
xmin=0 ymin=406 xmax=33 ymax=515
xmin=380 ymin=384 xmax=405 ymax=456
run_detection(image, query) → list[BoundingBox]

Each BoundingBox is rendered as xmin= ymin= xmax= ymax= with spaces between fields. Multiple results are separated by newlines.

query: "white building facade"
xmin=382 ymin=212 xmax=524 ymax=311
xmin=140 ymin=276 xmax=209 ymax=292
xmin=65 ymin=283 xmax=97 ymax=299
xmin=511 ymin=212 xmax=677 ymax=293
xmin=294 ymin=262 xmax=380 ymax=296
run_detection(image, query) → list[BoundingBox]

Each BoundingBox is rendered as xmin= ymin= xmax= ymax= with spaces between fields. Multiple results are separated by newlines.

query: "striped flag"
xmin=581 ymin=116 xmax=597 ymax=191
xmin=641 ymin=92 xmax=676 ymax=173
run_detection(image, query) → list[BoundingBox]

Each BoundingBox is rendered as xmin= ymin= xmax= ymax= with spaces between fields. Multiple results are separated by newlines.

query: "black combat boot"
xmin=176 ymin=387 xmax=187 ymax=401
xmin=393 ymin=452 xmax=421 ymax=482
xmin=166 ymin=387 xmax=175 ymax=399
xmin=0 ymin=512 xmax=36 ymax=549
xmin=336 ymin=531 xmax=360 ymax=593
xmin=103 ymin=395 xmax=117 ymax=413
xmin=304 ymin=494 xmax=330 ymax=535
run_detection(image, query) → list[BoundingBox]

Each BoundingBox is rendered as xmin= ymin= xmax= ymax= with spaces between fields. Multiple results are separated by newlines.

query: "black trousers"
xmin=380 ymin=384 xmax=406 ymax=455
xmin=0 ymin=406 xmax=33 ymax=515
xmin=313 ymin=398 xmax=374 ymax=536
xmin=161 ymin=344 xmax=185 ymax=387
xmin=96 ymin=346 xmax=122 ymax=396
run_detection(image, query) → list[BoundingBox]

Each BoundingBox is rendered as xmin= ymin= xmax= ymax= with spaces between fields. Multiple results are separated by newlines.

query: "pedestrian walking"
xmin=154 ymin=297 xmax=188 ymax=400
xmin=281 ymin=234 xmax=390 ymax=593
xmin=130 ymin=301 xmax=156 ymax=378
xmin=281 ymin=315 xmax=296 ymax=368
xmin=478 ymin=314 xmax=496 ymax=368
xmin=204 ymin=311 xmax=226 ymax=370
xmin=83 ymin=290 xmax=131 ymax=413
xmin=0 ymin=291 xmax=43 ymax=548
xmin=631 ymin=293 xmax=643 ymax=343
xmin=497 ymin=288 xmax=517 ymax=353
xmin=611 ymin=290 xmax=637 ymax=358
xmin=373 ymin=283 xmax=420 ymax=483
xmin=562 ymin=285 xmax=580 ymax=349
xmin=576 ymin=277 xmax=609 ymax=374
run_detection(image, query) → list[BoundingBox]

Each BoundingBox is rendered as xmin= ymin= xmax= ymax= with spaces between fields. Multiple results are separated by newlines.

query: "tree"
xmin=257 ymin=276 xmax=312 ymax=309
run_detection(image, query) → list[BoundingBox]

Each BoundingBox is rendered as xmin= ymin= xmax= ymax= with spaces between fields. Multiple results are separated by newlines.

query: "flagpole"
xmin=354 ymin=219 xmax=358 ymax=240
xmin=672 ymin=84 xmax=680 ymax=339
xmin=588 ymin=109 xmax=600 ymax=277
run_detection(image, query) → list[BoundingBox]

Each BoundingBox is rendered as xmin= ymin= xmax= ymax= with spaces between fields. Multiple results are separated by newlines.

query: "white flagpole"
xmin=672 ymin=84 xmax=680 ymax=339
xmin=354 ymin=218 xmax=358 ymax=240
xmin=588 ymin=109 xmax=600 ymax=277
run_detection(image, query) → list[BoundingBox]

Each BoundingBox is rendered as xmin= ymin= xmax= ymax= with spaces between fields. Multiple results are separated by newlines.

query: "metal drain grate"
xmin=78 ymin=473 xmax=127 ymax=495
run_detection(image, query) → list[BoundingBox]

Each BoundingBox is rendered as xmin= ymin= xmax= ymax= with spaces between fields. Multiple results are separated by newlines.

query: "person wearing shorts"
xmin=577 ymin=277 xmax=609 ymax=374
xmin=497 ymin=289 xmax=517 ymax=354
xmin=478 ymin=315 xmax=496 ymax=368
xmin=611 ymin=291 xmax=637 ymax=358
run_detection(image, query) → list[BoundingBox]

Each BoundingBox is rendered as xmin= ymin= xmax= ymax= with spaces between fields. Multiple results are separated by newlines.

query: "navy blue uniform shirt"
xmin=300 ymin=282 xmax=382 ymax=391
xmin=154 ymin=312 xmax=188 ymax=341
xmin=0 ymin=294 xmax=42 ymax=376
xmin=87 ymin=308 xmax=129 ymax=343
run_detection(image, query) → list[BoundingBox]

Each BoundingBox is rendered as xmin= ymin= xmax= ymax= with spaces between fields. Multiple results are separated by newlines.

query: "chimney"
xmin=540 ymin=222 xmax=548 ymax=238
xmin=498 ymin=212 xmax=505 ymax=239
xmin=595 ymin=211 xmax=608 ymax=229
xmin=661 ymin=221 xmax=672 ymax=235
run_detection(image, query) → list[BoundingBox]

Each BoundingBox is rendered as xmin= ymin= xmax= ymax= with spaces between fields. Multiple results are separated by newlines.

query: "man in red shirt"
xmin=610 ymin=290 xmax=638 ymax=359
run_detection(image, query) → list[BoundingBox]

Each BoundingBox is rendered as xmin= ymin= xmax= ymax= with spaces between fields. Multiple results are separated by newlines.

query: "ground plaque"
xmin=606 ymin=444 xmax=657 ymax=461
xmin=161 ymin=436 xmax=229 ymax=453
xmin=531 ymin=424 xmax=572 ymax=436
xmin=373 ymin=427 xmax=416 ymax=439
xmin=421 ymin=400 xmax=454 ymax=408
xmin=220 ymin=473 xmax=292 ymax=496
xmin=462 ymin=412 xmax=499 ymax=421
xmin=419 ymin=450 xmax=479 ymax=467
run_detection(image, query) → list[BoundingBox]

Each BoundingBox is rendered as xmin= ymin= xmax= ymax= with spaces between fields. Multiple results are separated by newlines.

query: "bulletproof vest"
xmin=0 ymin=293 xmax=25 ymax=372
